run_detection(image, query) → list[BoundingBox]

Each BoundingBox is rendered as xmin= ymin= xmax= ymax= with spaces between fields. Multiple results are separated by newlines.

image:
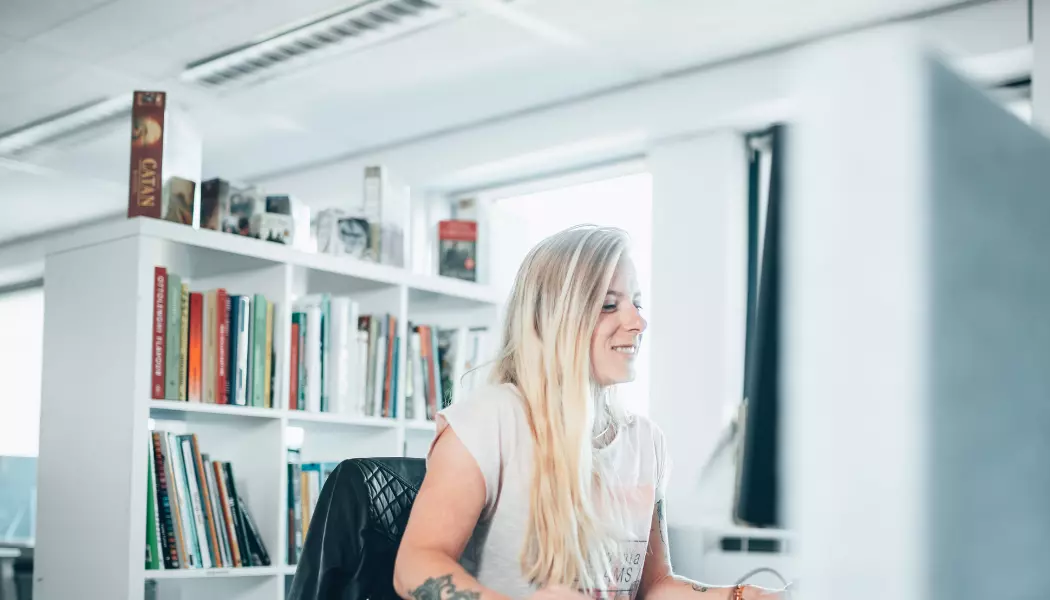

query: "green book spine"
xmin=165 ymin=274 xmax=182 ymax=400
xmin=295 ymin=312 xmax=307 ymax=410
xmin=252 ymin=294 xmax=267 ymax=407
xmin=146 ymin=438 xmax=160 ymax=569
xmin=178 ymin=283 xmax=189 ymax=401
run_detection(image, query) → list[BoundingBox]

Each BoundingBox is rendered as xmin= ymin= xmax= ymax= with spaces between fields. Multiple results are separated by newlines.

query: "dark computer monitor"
xmin=733 ymin=124 xmax=784 ymax=529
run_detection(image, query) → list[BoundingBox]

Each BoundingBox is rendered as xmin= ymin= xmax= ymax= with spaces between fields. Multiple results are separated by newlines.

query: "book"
xmin=148 ymin=431 xmax=268 ymax=570
xmin=252 ymin=294 xmax=268 ymax=407
xmin=289 ymin=318 xmax=301 ymax=410
xmin=202 ymin=291 xmax=216 ymax=404
xmin=216 ymin=289 xmax=229 ymax=405
xmin=188 ymin=293 xmax=203 ymax=403
xmin=126 ymin=91 xmax=202 ymax=225
xmin=164 ymin=274 xmax=181 ymax=400
xmin=264 ymin=302 xmax=274 ymax=409
xmin=146 ymin=437 xmax=161 ymax=569
xmin=178 ymin=283 xmax=189 ymax=401
xmin=151 ymin=266 xmax=167 ymax=399
xmin=438 ymin=220 xmax=477 ymax=281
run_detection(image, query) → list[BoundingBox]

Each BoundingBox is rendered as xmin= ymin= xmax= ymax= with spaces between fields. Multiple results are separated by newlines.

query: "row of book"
xmin=286 ymin=457 xmax=337 ymax=565
xmin=404 ymin=326 xmax=489 ymax=420
xmin=287 ymin=295 xmax=400 ymax=418
xmin=151 ymin=266 xmax=277 ymax=408
xmin=146 ymin=431 xmax=269 ymax=570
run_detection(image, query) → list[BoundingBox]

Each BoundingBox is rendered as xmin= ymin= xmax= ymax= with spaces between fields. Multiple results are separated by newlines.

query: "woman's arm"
xmin=639 ymin=500 xmax=785 ymax=600
xmin=393 ymin=426 xmax=511 ymax=600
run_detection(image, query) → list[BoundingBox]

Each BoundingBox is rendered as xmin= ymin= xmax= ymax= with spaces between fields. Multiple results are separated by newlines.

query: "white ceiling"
xmin=0 ymin=0 xmax=1029 ymax=244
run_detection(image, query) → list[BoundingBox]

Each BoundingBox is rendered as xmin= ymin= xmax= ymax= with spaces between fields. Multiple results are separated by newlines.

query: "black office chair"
xmin=288 ymin=457 xmax=427 ymax=600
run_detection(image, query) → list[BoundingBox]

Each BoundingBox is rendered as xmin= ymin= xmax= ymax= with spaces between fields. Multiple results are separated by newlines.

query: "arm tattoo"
xmin=409 ymin=574 xmax=480 ymax=600
xmin=690 ymin=583 xmax=710 ymax=593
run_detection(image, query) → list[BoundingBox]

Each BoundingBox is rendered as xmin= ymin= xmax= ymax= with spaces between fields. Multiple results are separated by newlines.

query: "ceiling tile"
xmin=0 ymin=0 xmax=117 ymax=40
xmin=0 ymin=65 xmax=145 ymax=132
xmin=0 ymin=34 xmax=18 ymax=55
xmin=0 ymin=42 xmax=87 ymax=106
xmin=29 ymin=0 xmax=244 ymax=61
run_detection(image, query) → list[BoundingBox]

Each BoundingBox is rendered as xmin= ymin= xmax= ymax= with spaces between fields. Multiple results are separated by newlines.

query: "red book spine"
xmin=289 ymin=322 xmax=300 ymax=411
xmin=128 ymin=91 xmax=167 ymax=218
xmin=188 ymin=292 xmax=203 ymax=403
xmin=151 ymin=267 xmax=167 ymax=399
xmin=216 ymin=289 xmax=229 ymax=405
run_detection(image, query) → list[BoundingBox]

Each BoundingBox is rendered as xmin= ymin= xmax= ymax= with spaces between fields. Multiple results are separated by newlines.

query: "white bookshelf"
xmin=34 ymin=217 xmax=499 ymax=600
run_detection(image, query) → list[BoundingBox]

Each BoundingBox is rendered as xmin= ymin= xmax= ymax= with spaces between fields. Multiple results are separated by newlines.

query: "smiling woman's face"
xmin=590 ymin=257 xmax=646 ymax=386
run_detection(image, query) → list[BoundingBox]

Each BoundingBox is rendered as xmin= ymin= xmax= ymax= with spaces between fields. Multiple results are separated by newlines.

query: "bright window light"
xmin=0 ymin=287 xmax=44 ymax=457
xmin=487 ymin=171 xmax=653 ymax=415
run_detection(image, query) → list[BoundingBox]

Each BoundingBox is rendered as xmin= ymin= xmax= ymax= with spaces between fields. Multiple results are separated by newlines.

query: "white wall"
xmin=648 ymin=130 xmax=748 ymax=523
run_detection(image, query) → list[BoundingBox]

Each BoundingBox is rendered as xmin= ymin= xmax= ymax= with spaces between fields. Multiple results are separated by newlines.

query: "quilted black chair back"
xmin=287 ymin=457 xmax=427 ymax=600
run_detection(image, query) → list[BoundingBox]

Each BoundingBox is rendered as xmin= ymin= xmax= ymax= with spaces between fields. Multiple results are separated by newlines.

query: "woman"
xmin=393 ymin=226 xmax=784 ymax=600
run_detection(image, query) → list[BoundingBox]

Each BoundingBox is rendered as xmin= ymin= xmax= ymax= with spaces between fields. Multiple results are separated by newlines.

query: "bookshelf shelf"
xmin=403 ymin=420 xmax=438 ymax=432
xmin=146 ymin=566 xmax=282 ymax=579
xmin=284 ymin=410 xmax=398 ymax=430
xmin=35 ymin=216 xmax=499 ymax=600
xmin=150 ymin=400 xmax=283 ymax=421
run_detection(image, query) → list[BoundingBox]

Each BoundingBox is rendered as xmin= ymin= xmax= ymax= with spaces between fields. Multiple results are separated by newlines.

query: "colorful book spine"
xmin=178 ymin=283 xmax=189 ymax=401
xmin=223 ymin=463 xmax=252 ymax=567
xmin=264 ymin=302 xmax=274 ymax=409
xmin=228 ymin=297 xmax=240 ymax=405
xmin=289 ymin=318 xmax=300 ymax=410
xmin=203 ymin=291 xmax=216 ymax=404
xmin=127 ymin=91 xmax=167 ymax=219
xmin=151 ymin=266 xmax=167 ymax=399
xmin=164 ymin=273 xmax=181 ymax=400
xmin=217 ymin=289 xmax=229 ymax=405
xmin=146 ymin=437 xmax=161 ymax=569
xmin=237 ymin=297 xmax=252 ymax=406
xmin=151 ymin=432 xmax=180 ymax=569
xmin=212 ymin=461 xmax=242 ymax=567
xmin=188 ymin=293 xmax=203 ymax=403
xmin=165 ymin=433 xmax=199 ymax=567
xmin=179 ymin=436 xmax=212 ymax=568
xmin=188 ymin=435 xmax=221 ymax=567
xmin=252 ymin=294 xmax=267 ymax=407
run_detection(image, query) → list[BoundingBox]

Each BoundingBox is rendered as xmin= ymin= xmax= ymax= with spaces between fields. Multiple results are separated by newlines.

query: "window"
xmin=0 ymin=286 xmax=44 ymax=457
xmin=0 ymin=285 xmax=42 ymax=544
xmin=485 ymin=168 xmax=653 ymax=414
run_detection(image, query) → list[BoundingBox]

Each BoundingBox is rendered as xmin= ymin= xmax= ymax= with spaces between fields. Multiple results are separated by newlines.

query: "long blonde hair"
xmin=492 ymin=225 xmax=632 ymax=592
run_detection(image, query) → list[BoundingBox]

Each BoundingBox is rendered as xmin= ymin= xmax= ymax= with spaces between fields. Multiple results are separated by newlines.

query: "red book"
xmin=188 ymin=292 xmax=203 ymax=402
xmin=151 ymin=267 xmax=167 ymax=399
xmin=289 ymin=322 xmax=300 ymax=411
xmin=128 ymin=91 xmax=167 ymax=219
xmin=216 ymin=289 xmax=229 ymax=404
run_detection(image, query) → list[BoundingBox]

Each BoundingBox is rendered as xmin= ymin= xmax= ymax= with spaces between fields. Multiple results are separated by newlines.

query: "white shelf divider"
xmin=35 ymin=217 xmax=498 ymax=600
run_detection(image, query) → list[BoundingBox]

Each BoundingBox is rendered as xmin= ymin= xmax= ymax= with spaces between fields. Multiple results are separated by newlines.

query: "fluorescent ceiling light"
xmin=181 ymin=0 xmax=455 ymax=88
xmin=0 ymin=94 xmax=132 ymax=155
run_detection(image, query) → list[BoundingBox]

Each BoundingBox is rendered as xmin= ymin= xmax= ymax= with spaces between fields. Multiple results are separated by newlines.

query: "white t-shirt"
xmin=430 ymin=383 xmax=671 ymax=600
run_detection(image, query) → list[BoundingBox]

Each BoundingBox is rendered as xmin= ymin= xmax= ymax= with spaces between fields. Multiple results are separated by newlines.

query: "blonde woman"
xmin=394 ymin=226 xmax=782 ymax=600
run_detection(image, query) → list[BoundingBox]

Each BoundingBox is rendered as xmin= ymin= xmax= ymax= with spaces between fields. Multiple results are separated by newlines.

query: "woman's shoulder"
xmin=438 ymin=382 xmax=528 ymax=432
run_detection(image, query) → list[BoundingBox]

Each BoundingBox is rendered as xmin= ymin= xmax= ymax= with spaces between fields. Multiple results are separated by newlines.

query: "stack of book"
xmin=288 ymin=294 xmax=400 ymax=418
xmin=146 ymin=431 xmax=269 ymax=570
xmin=150 ymin=266 xmax=277 ymax=408
xmin=404 ymin=326 xmax=489 ymax=420
xmin=285 ymin=456 xmax=338 ymax=565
